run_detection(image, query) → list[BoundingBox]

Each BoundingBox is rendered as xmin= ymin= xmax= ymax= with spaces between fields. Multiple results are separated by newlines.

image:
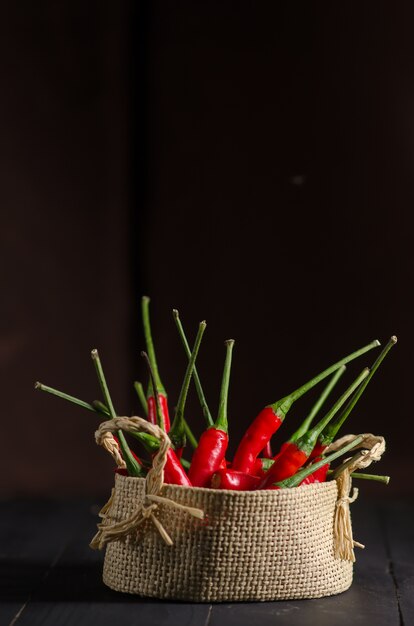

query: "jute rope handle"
xmin=325 ymin=433 xmax=386 ymax=562
xmin=90 ymin=416 xmax=204 ymax=550
xmin=100 ymin=431 xmax=126 ymax=470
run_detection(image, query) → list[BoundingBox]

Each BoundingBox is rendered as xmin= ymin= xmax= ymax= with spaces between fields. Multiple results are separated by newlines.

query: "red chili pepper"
xmin=169 ymin=321 xmax=206 ymax=457
xmin=269 ymin=435 xmax=364 ymax=490
xmin=189 ymin=340 xmax=234 ymax=488
xmin=267 ymin=367 xmax=346 ymax=466
xmin=142 ymin=296 xmax=171 ymax=431
xmin=142 ymin=350 xmax=192 ymax=486
xmin=309 ymin=336 xmax=397 ymax=461
xmin=163 ymin=449 xmax=192 ymax=485
xmin=146 ymin=395 xmax=170 ymax=430
xmin=232 ymin=339 xmax=379 ymax=474
xmin=211 ymin=468 xmax=261 ymax=490
xmin=129 ymin=428 xmax=192 ymax=485
xmin=258 ymin=368 xmax=369 ymax=488
xmin=262 ymin=441 xmax=273 ymax=459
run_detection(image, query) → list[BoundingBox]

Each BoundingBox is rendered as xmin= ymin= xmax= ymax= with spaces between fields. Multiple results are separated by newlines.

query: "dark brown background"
xmin=1 ymin=2 xmax=412 ymax=497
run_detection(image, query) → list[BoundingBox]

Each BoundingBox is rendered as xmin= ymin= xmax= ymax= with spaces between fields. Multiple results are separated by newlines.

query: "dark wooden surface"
xmin=1 ymin=497 xmax=412 ymax=626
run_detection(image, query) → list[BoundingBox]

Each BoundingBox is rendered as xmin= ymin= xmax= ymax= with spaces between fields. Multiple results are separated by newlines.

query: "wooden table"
xmin=1 ymin=497 xmax=412 ymax=626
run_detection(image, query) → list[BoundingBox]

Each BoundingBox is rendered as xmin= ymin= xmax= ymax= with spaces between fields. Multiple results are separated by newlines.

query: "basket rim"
xmin=113 ymin=471 xmax=338 ymax=499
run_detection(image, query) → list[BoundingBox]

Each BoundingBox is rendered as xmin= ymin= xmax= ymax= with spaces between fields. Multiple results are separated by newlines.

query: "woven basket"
xmin=91 ymin=417 xmax=385 ymax=602
xmin=102 ymin=474 xmax=352 ymax=601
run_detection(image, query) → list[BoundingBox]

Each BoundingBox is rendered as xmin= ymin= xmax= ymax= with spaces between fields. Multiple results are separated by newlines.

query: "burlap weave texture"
xmin=102 ymin=474 xmax=353 ymax=601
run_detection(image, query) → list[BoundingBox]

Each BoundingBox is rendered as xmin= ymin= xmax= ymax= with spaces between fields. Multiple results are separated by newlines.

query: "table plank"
xmin=0 ymin=499 xmax=88 ymax=625
xmin=10 ymin=500 xmax=211 ymax=626
xmin=381 ymin=501 xmax=414 ymax=626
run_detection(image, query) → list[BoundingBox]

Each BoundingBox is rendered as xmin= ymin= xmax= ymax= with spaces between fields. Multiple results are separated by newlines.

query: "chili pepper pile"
xmin=35 ymin=297 xmax=396 ymax=491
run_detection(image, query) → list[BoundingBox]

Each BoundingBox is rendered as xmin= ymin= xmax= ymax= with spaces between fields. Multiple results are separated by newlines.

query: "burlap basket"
xmin=90 ymin=417 xmax=385 ymax=602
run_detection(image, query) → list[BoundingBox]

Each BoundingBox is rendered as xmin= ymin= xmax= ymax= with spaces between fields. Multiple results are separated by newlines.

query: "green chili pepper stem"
xmin=260 ymin=457 xmax=275 ymax=471
xmin=272 ymin=339 xmax=380 ymax=419
xmin=35 ymin=382 xmax=98 ymax=413
xmin=320 ymin=336 xmax=397 ymax=446
xmin=134 ymin=381 xmax=148 ymax=416
xmin=275 ymin=435 xmax=364 ymax=488
xmin=130 ymin=431 xmax=160 ymax=454
xmin=141 ymin=296 xmax=165 ymax=395
xmin=130 ymin=425 xmax=196 ymax=456
xmin=170 ymin=321 xmax=206 ymax=448
xmin=141 ymin=351 xmax=165 ymax=431
xmin=173 ymin=309 xmax=214 ymax=427
xmin=36 ymin=381 xmax=144 ymax=475
xmin=91 ymin=350 xmax=117 ymax=417
xmin=215 ymin=340 xmax=235 ymax=432
xmin=327 ymin=470 xmax=390 ymax=484
xmin=289 ymin=366 xmax=346 ymax=443
xmin=183 ymin=422 xmax=198 ymax=449
xmin=92 ymin=400 xmax=111 ymax=416
xmin=180 ymin=457 xmax=191 ymax=470
xmin=297 ymin=368 xmax=370 ymax=454
xmin=91 ymin=349 xmax=143 ymax=477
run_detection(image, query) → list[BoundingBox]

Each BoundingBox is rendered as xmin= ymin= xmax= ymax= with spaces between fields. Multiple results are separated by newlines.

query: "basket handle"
xmin=95 ymin=416 xmax=170 ymax=493
xmin=326 ymin=433 xmax=386 ymax=562
xmin=90 ymin=416 xmax=204 ymax=549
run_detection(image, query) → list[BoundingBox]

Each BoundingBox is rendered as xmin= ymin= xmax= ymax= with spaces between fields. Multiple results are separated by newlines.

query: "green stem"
xmin=141 ymin=351 xmax=165 ymax=430
xmin=92 ymin=400 xmax=111 ymax=416
xmin=184 ymin=422 xmax=198 ymax=449
xmin=180 ymin=457 xmax=191 ymax=470
xmin=91 ymin=349 xmax=143 ymax=477
xmin=130 ymin=431 xmax=161 ymax=454
xmin=215 ymin=340 xmax=235 ymax=432
xmin=272 ymin=339 xmax=380 ymax=420
xmin=297 ymin=368 xmax=369 ymax=455
xmin=320 ymin=336 xmax=397 ymax=446
xmin=130 ymin=427 xmax=196 ymax=456
xmin=36 ymin=381 xmax=145 ymax=473
xmin=289 ymin=366 xmax=346 ymax=443
xmin=327 ymin=469 xmax=390 ymax=484
xmin=141 ymin=296 xmax=165 ymax=394
xmin=35 ymin=382 xmax=97 ymax=413
xmin=331 ymin=450 xmax=366 ymax=478
xmin=170 ymin=321 xmax=206 ymax=449
xmin=173 ymin=309 xmax=214 ymax=427
xmin=134 ymin=381 xmax=148 ymax=416
xmin=275 ymin=435 xmax=364 ymax=488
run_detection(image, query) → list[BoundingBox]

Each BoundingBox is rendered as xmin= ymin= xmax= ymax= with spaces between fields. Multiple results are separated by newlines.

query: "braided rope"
xmin=101 ymin=432 xmax=126 ymax=469
xmin=326 ymin=433 xmax=386 ymax=561
xmin=90 ymin=416 xmax=203 ymax=549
